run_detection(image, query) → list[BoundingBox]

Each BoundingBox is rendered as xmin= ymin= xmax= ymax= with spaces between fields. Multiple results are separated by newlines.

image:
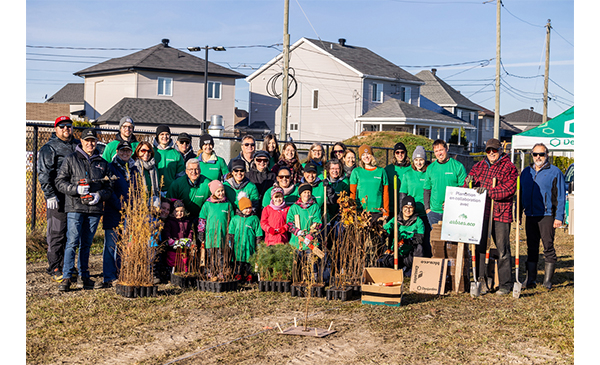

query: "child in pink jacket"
xmin=260 ymin=187 xmax=290 ymax=245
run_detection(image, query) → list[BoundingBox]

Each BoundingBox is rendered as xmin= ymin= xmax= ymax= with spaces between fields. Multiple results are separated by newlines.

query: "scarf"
xmin=134 ymin=158 xmax=160 ymax=197
xmin=207 ymin=195 xmax=227 ymax=203
xmin=269 ymin=199 xmax=287 ymax=211
xmin=343 ymin=164 xmax=355 ymax=178
xmin=279 ymin=182 xmax=295 ymax=196
xmin=295 ymin=196 xmax=316 ymax=209
xmin=225 ymin=175 xmax=249 ymax=190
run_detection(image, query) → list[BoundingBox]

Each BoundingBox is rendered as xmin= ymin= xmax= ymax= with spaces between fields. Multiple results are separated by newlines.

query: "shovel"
xmin=469 ymin=243 xmax=481 ymax=297
xmin=513 ymin=176 xmax=523 ymax=298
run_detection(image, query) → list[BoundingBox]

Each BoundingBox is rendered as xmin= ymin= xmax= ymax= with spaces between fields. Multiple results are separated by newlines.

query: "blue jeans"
xmin=62 ymin=213 xmax=101 ymax=280
xmin=103 ymin=229 xmax=120 ymax=282
xmin=427 ymin=210 xmax=443 ymax=228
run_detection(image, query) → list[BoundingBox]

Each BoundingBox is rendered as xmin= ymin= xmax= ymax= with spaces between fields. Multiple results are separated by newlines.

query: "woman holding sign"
xmin=463 ymin=138 xmax=518 ymax=295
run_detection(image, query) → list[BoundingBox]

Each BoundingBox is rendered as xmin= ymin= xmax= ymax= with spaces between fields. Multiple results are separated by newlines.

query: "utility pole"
xmin=543 ymin=19 xmax=551 ymax=124
xmin=280 ymin=0 xmax=290 ymax=141
xmin=494 ymin=0 xmax=501 ymax=140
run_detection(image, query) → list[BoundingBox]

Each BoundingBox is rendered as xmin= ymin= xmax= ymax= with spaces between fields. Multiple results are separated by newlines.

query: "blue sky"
xmin=23 ymin=0 xmax=575 ymax=118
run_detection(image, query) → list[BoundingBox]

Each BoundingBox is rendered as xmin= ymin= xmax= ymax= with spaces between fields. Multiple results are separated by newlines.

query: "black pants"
xmin=525 ymin=215 xmax=557 ymax=264
xmin=476 ymin=219 xmax=513 ymax=290
xmin=46 ymin=207 xmax=68 ymax=275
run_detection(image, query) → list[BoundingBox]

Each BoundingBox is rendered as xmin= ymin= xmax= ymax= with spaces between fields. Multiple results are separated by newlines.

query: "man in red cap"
xmin=37 ymin=116 xmax=80 ymax=282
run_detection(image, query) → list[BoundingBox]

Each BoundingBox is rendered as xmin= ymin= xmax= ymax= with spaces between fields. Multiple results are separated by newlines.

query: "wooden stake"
xmin=394 ymin=175 xmax=398 ymax=270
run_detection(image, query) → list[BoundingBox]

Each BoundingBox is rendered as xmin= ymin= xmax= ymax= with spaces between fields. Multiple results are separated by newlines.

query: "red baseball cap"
xmin=54 ymin=116 xmax=72 ymax=127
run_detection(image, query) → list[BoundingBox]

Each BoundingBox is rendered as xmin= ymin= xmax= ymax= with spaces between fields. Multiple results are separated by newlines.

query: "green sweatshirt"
xmin=102 ymin=139 xmax=139 ymax=162
xmin=286 ymin=202 xmax=322 ymax=250
xmin=154 ymin=141 xmax=185 ymax=192
xmin=166 ymin=175 xmax=211 ymax=218
xmin=224 ymin=179 xmax=260 ymax=209
xmin=228 ymin=214 xmax=263 ymax=262
xmin=422 ymin=158 xmax=466 ymax=214
xmin=262 ymin=185 xmax=299 ymax=208
xmin=199 ymin=200 xmax=233 ymax=249
xmin=349 ymin=166 xmax=389 ymax=213
xmin=198 ymin=153 xmax=229 ymax=182
xmin=383 ymin=215 xmax=425 ymax=254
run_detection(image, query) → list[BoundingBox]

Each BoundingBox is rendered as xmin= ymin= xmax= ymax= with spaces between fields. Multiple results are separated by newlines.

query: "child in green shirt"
xmin=228 ymin=197 xmax=264 ymax=282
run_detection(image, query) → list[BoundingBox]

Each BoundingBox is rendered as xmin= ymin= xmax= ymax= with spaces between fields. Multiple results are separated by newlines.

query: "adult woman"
xmin=384 ymin=142 xmax=412 ymax=218
xmin=272 ymin=142 xmax=303 ymax=184
xmin=246 ymin=150 xmax=276 ymax=213
xmin=133 ymin=141 xmax=161 ymax=207
xmin=329 ymin=142 xmax=347 ymax=160
xmin=262 ymin=134 xmax=280 ymax=170
xmin=323 ymin=159 xmax=350 ymax=222
xmin=153 ymin=125 xmax=185 ymax=194
xmin=302 ymin=142 xmax=326 ymax=177
xmin=349 ymin=145 xmax=390 ymax=220
xmin=342 ymin=149 xmax=357 ymax=179
xmin=262 ymin=166 xmax=299 ymax=208
xmin=398 ymin=146 xmax=431 ymax=256
xmin=224 ymin=159 xmax=260 ymax=211
xmin=197 ymin=134 xmax=229 ymax=182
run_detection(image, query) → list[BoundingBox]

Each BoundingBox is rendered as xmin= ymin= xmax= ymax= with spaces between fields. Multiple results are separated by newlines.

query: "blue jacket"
xmin=103 ymin=158 xmax=139 ymax=230
xmin=520 ymin=162 xmax=566 ymax=222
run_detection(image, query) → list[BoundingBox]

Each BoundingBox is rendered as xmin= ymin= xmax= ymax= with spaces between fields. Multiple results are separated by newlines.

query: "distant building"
xmin=503 ymin=107 xmax=549 ymax=132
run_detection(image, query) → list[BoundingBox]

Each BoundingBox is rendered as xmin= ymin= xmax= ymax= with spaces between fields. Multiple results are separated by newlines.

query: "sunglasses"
xmin=139 ymin=149 xmax=151 ymax=154
xmin=233 ymin=169 xmax=245 ymax=173
xmin=395 ymin=150 xmax=406 ymax=154
xmin=243 ymin=143 xmax=256 ymax=147
xmin=256 ymin=159 xmax=269 ymax=163
xmin=486 ymin=148 xmax=498 ymax=154
xmin=57 ymin=124 xmax=72 ymax=129
xmin=277 ymin=175 xmax=291 ymax=179
xmin=178 ymin=141 xmax=190 ymax=144
xmin=333 ymin=150 xmax=344 ymax=154
xmin=532 ymin=152 xmax=546 ymax=157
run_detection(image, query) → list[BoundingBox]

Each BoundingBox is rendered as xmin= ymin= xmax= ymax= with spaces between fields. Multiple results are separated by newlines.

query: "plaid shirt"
xmin=463 ymin=153 xmax=518 ymax=223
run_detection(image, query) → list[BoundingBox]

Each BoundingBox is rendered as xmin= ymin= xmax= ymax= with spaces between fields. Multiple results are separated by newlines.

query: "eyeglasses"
xmin=139 ymin=149 xmax=151 ymax=154
xmin=277 ymin=175 xmax=291 ymax=179
xmin=532 ymin=152 xmax=546 ymax=157
xmin=57 ymin=124 xmax=72 ymax=129
xmin=486 ymin=148 xmax=498 ymax=154
xmin=243 ymin=143 xmax=256 ymax=147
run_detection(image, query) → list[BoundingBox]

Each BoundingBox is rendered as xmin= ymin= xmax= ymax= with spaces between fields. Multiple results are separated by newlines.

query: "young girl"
xmin=163 ymin=199 xmax=194 ymax=273
xmin=260 ymin=187 xmax=290 ymax=246
xmin=228 ymin=197 xmax=263 ymax=282
xmin=198 ymin=180 xmax=234 ymax=274
xmin=286 ymin=183 xmax=323 ymax=250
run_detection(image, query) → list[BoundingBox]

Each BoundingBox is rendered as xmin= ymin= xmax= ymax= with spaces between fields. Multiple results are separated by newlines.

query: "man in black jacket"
xmin=37 ymin=116 xmax=80 ymax=282
xmin=246 ymin=150 xmax=276 ymax=215
xmin=56 ymin=129 xmax=113 ymax=291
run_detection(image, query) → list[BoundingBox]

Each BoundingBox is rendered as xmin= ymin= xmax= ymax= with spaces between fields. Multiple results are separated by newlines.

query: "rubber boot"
xmin=525 ymin=261 xmax=537 ymax=289
xmin=543 ymin=262 xmax=556 ymax=290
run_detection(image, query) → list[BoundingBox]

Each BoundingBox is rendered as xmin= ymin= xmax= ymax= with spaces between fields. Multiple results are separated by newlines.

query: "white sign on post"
xmin=440 ymin=187 xmax=487 ymax=244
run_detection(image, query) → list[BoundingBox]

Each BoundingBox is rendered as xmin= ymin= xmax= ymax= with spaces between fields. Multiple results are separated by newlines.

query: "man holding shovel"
xmin=464 ymin=139 xmax=518 ymax=295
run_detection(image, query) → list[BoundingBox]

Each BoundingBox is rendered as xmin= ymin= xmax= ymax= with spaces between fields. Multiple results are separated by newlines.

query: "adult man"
xmin=228 ymin=134 xmax=256 ymax=172
xmin=464 ymin=138 xmax=518 ymax=295
xmin=175 ymin=132 xmax=197 ymax=164
xmin=423 ymin=139 xmax=467 ymax=226
xmin=37 ymin=116 xmax=80 ymax=282
xmin=166 ymin=159 xmax=210 ymax=219
xmin=246 ymin=150 xmax=276 ymax=212
xmin=55 ymin=129 xmax=113 ymax=291
xmin=520 ymin=143 xmax=566 ymax=290
xmin=153 ymin=125 xmax=185 ymax=194
xmin=102 ymin=116 xmax=138 ymax=162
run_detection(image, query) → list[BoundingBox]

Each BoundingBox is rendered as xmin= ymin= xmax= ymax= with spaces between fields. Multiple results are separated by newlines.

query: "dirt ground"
xmin=26 ymin=241 xmax=574 ymax=365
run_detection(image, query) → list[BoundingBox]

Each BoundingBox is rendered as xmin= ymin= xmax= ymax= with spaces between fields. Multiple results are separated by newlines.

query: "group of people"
xmin=37 ymin=115 xmax=567 ymax=294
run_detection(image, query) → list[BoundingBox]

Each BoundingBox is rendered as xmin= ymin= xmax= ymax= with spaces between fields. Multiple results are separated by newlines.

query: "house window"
xmin=289 ymin=123 xmax=299 ymax=131
xmin=470 ymin=112 xmax=476 ymax=124
xmin=401 ymin=86 xmax=411 ymax=103
xmin=486 ymin=119 xmax=491 ymax=131
xmin=456 ymin=109 xmax=463 ymax=119
xmin=371 ymin=83 xmax=383 ymax=103
xmin=158 ymin=77 xmax=172 ymax=96
xmin=312 ymin=90 xmax=319 ymax=110
xmin=208 ymin=81 xmax=222 ymax=99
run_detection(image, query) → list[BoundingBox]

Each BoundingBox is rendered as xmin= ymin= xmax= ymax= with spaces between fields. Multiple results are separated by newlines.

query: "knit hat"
xmin=54 ymin=116 xmax=72 ymax=127
xmin=238 ymin=197 xmax=252 ymax=211
xmin=401 ymin=195 xmax=416 ymax=209
xmin=173 ymin=199 xmax=185 ymax=210
xmin=271 ymin=186 xmax=284 ymax=197
xmin=358 ymin=144 xmax=373 ymax=157
xmin=298 ymin=183 xmax=313 ymax=195
xmin=156 ymin=125 xmax=171 ymax=137
xmin=208 ymin=180 xmax=224 ymax=195
xmin=394 ymin=142 xmax=407 ymax=152
xmin=200 ymin=134 xmax=214 ymax=146
xmin=412 ymin=146 xmax=426 ymax=160
xmin=119 ymin=116 xmax=134 ymax=129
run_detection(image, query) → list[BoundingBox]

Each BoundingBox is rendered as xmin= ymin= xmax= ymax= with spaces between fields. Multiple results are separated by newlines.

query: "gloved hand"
xmin=274 ymin=228 xmax=281 ymax=234
xmin=88 ymin=192 xmax=100 ymax=205
xmin=297 ymin=230 xmax=306 ymax=237
xmin=47 ymin=196 xmax=59 ymax=210
xmin=464 ymin=175 xmax=474 ymax=187
xmin=475 ymin=187 xmax=487 ymax=194
xmin=77 ymin=184 xmax=90 ymax=195
xmin=268 ymin=227 xmax=276 ymax=235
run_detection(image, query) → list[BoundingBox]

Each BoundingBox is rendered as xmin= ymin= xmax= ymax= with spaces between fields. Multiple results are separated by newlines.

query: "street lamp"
xmin=187 ymin=45 xmax=226 ymax=134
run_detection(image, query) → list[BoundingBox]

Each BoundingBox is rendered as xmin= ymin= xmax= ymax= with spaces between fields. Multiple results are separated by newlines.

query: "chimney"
xmin=161 ymin=38 xmax=170 ymax=47
xmin=338 ymin=38 xmax=346 ymax=47
xmin=431 ymin=68 xmax=437 ymax=76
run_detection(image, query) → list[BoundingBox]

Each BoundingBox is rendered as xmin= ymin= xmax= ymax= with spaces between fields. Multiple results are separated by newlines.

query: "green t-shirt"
xmin=399 ymin=168 xmax=427 ymax=217
xmin=286 ymin=202 xmax=322 ymax=250
xmin=383 ymin=215 xmax=425 ymax=254
xmin=102 ymin=139 xmax=139 ymax=162
xmin=349 ymin=166 xmax=389 ymax=213
xmin=154 ymin=145 xmax=185 ymax=192
xmin=166 ymin=175 xmax=211 ymax=218
xmin=422 ymin=158 xmax=467 ymax=214
xmin=224 ymin=180 xmax=260 ymax=209
xmin=199 ymin=200 xmax=233 ymax=249
xmin=262 ymin=185 xmax=299 ymax=208
xmin=228 ymin=214 xmax=263 ymax=262
xmin=198 ymin=154 xmax=229 ymax=182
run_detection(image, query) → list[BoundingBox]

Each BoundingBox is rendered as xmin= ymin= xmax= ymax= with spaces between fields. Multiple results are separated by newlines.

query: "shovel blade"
xmin=513 ymin=282 xmax=522 ymax=298
xmin=470 ymin=282 xmax=481 ymax=298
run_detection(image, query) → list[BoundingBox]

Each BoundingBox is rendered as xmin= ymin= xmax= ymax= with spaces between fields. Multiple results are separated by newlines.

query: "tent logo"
xmin=565 ymin=120 xmax=574 ymax=136
xmin=550 ymin=138 xmax=561 ymax=147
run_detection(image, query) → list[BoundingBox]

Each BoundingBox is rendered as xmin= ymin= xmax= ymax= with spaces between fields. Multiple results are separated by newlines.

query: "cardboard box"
xmin=410 ymin=257 xmax=449 ymax=295
xmin=361 ymin=267 xmax=404 ymax=307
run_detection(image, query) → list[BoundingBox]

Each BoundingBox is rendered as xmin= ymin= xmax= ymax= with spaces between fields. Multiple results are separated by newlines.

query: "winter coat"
xmin=463 ymin=152 xmax=518 ymax=223
xmin=520 ymin=161 xmax=566 ymax=222
xmin=37 ymin=133 xmax=80 ymax=210
xmin=103 ymin=157 xmax=139 ymax=230
xmin=55 ymin=145 xmax=112 ymax=215
xmin=175 ymin=144 xmax=197 ymax=164
xmin=163 ymin=216 xmax=194 ymax=267
xmin=246 ymin=167 xmax=277 ymax=206
xmin=261 ymin=203 xmax=290 ymax=246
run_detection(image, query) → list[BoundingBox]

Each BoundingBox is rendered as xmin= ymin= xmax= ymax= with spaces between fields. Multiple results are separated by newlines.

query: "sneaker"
xmin=496 ymin=288 xmax=511 ymax=295
xmin=95 ymin=280 xmax=116 ymax=289
xmin=79 ymin=277 xmax=95 ymax=290
xmin=58 ymin=278 xmax=71 ymax=292
xmin=51 ymin=268 xmax=64 ymax=283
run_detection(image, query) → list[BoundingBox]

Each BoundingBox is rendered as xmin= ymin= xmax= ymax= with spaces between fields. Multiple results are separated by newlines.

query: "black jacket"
xmin=55 ymin=145 xmax=112 ymax=214
xmin=37 ymin=133 xmax=80 ymax=209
